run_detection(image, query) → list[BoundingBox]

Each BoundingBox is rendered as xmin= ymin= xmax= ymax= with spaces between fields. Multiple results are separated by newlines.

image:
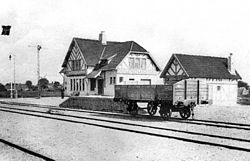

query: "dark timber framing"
xmin=197 ymin=80 xmax=200 ymax=104
xmin=184 ymin=80 xmax=187 ymax=99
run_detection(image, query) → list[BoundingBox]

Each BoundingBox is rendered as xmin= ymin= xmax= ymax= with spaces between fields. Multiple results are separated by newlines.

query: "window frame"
xmin=141 ymin=58 xmax=146 ymax=70
xmin=134 ymin=58 xmax=140 ymax=69
xmin=129 ymin=57 xmax=134 ymax=69
xmin=119 ymin=77 xmax=123 ymax=83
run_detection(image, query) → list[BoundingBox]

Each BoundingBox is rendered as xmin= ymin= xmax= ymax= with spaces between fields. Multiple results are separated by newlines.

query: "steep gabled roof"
xmin=160 ymin=54 xmax=241 ymax=80
xmin=62 ymin=38 xmax=122 ymax=67
xmin=62 ymin=37 xmax=160 ymax=71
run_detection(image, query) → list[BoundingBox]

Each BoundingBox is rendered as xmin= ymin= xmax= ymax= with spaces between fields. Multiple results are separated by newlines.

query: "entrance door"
xmin=98 ymin=79 xmax=104 ymax=95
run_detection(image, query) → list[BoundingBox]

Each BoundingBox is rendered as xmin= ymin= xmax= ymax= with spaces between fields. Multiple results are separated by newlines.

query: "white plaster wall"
xmin=173 ymin=78 xmax=238 ymax=105
xmin=117 ymin=53 xmax=160 ymax=75
xmin=116 ymin=74 xmax=163 ymax=85
xmin=206 ymin=79 xmax=238 ymax=106
xmin=103 ymin=71 xmax=116 ymax=96
xmin=116 ymin=52 xmax=162 ymax=85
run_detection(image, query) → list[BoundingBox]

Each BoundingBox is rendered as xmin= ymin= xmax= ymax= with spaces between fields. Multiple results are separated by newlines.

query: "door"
xmin=210 ymin=84 xmax=231 ymax=105
xmin=98 ymin=79 xmax=104 ymax=95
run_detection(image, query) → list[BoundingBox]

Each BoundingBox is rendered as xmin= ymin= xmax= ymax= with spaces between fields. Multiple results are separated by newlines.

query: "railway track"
xmin=0 ymin=101 xmax=249 ymax=130
xmin=0 ymin=139 xmax=55 ymax=161
xmin=0 ymin=103 xmax=250 ymax=153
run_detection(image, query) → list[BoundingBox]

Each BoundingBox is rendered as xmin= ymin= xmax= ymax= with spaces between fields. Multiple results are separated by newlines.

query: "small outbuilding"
xmin=160 ymin=53 xmax=241 ymax=105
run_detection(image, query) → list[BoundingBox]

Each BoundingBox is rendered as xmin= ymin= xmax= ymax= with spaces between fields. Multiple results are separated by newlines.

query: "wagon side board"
xmin=114 ymin=85 xmax=173 ymax=102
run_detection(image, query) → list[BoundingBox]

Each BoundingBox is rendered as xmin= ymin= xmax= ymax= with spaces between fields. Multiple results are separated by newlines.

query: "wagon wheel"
xmin=160 ymin=108 xmax=172 ymax=120
xmin=126 ymin=102 xmax=133 ymax=112
xmin=147 ymin=102 xmax=158 ymax=116
xmin=129 ymin=102 xmax=138 ymax=116
xmin=159 ymin=104 xmax=172 ymax=120
xmin=179 ymin=108 xmax=191 ymax=119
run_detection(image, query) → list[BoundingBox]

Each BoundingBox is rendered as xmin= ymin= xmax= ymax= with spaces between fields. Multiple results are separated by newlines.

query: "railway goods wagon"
xmin=114 ymin=83 xmax=196 ymax=120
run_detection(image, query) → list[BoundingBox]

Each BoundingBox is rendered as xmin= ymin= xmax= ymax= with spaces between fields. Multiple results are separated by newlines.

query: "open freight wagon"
xmin=114 ymin=80 xmax=198 ymax=120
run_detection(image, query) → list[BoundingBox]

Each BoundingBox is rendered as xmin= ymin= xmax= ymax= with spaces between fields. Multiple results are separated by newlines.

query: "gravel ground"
xmin=0 ymin=142 xmax=44 ymax=161
xmin=0 ymin=111 xmax=249 ymax=161
xmin=0 ymin=97 xmax=250 ymax=160
xmin=0 ymin=97 xmax=67 ymax=106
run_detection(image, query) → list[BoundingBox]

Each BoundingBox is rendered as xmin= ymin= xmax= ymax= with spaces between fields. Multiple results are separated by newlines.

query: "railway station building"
xmin=160 ymin=53 xmax=241 ymax=105
xmin=60 ymin=31 xmax=162 ymax=96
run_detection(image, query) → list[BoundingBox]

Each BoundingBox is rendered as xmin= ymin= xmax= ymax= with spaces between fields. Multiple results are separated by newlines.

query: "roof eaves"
xmin=112 ymin=51 xmax=131 ymax=70
xmin=146 ymin=53 xmax=161 ymax=71
xmin=160 ymin=54 xmax=175 ymax=78
xmin=174 ymin=54 xmax=190 ymax=77
xmin=62 ymin=38 xmax=75 ymax=67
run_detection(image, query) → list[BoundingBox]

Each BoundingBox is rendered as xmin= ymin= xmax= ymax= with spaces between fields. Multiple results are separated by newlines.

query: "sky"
xmin=1 ymin=0 xmax=250 ymax=85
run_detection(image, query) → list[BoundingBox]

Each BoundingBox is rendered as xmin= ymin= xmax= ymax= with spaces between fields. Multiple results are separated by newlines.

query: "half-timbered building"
xmin=60 ymin=31 xmax=162 ymax=96
xmin=160 ymin=53 xmax=241 ymax=105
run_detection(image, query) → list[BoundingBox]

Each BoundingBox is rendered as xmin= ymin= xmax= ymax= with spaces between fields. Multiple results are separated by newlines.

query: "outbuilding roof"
xmin=160 ymin=54 xmax=241 ymax=80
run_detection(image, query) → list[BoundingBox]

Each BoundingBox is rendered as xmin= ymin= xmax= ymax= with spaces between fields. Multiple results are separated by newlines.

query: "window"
xmin=217 ymin=86 xmax=221 ymax=91
xmin=73 ymin=79 xmax=76 ymax=91
xmin=141 ymin=79 xmax=151 ymax=85
xmin=76 ymin=79 xmax=79 ymax=91
xmin=129 ymin=58 xmax=134 ymax=69
xmin=70 ymin=79 xmax=73 ymax=91
xmin=82 ymin=79 xmax=85 ymax=91
xmin=109 ymin=77 xmax=116 ymax=85
xmin=79 ymin=79 xmax=82 ymax=91
xmin=129 ymin=78 xmax=135 ymax=81
xmin=119 ymin=77 xmax=123 ymax=83
xmin=90 ymin=79 xmax=96 ymax=91
xmin=129 ymin=57 xmax=147 ymax=70
xmin=141 ymin=58 xmax=146 ymax=70
xmin=72 ymin=60 xmax=81 ymax=71
xmin=110 ymin=77 xmax=113 ymax=85
xmin=135 ymin=58 xmax=140 ymax=69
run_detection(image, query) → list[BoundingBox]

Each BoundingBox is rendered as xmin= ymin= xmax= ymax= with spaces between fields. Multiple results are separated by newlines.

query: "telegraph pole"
xmin=28 ymin=45 xmax=42 ymax=98
xmin=13 ymin=53 xmax=17 ymax=98
xmin=37 ymin=45 xmax=41 ymax=99
xmin=9 ymin=54 xmax=13 ymax=98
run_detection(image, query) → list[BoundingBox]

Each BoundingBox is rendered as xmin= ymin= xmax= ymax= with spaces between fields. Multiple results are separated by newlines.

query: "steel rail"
xmin=0 ymin=107 xmax=250 ymax=153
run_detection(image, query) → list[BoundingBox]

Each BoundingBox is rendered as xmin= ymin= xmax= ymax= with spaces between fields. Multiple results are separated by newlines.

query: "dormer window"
xmin=72 ymin=60 xmax=81 ymax=71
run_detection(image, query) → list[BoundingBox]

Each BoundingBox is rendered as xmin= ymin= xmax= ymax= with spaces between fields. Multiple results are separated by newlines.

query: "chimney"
xmin=99 ymin=31 xmax=107 ymax=45
xmin=228 ymin=53 xmax=235 ymax=75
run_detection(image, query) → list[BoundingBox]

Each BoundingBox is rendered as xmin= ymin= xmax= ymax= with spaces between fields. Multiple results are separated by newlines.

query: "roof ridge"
xmin=73 ymin=37 xmax=126 ymax=44
xmin=174 ymin=53 xmax=226 ymax=59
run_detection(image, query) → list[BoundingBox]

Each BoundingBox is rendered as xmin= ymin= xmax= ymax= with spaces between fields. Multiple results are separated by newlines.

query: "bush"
xmin=0 ymin=91 xmax=10 ymax=98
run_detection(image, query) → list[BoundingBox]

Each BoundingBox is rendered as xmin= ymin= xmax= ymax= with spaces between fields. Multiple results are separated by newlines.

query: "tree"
xmin=38 ymin=78 xmax=49 ymax=89
xmin=53 ymin=81 xmax=61 ymax=89
xmin=0 ymin=83 xmax=7 ymax=92
xmin=25 ymin=80 xmax=32 ymax=90
xmin=238 ymin=80 xmax=249 ymax=89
